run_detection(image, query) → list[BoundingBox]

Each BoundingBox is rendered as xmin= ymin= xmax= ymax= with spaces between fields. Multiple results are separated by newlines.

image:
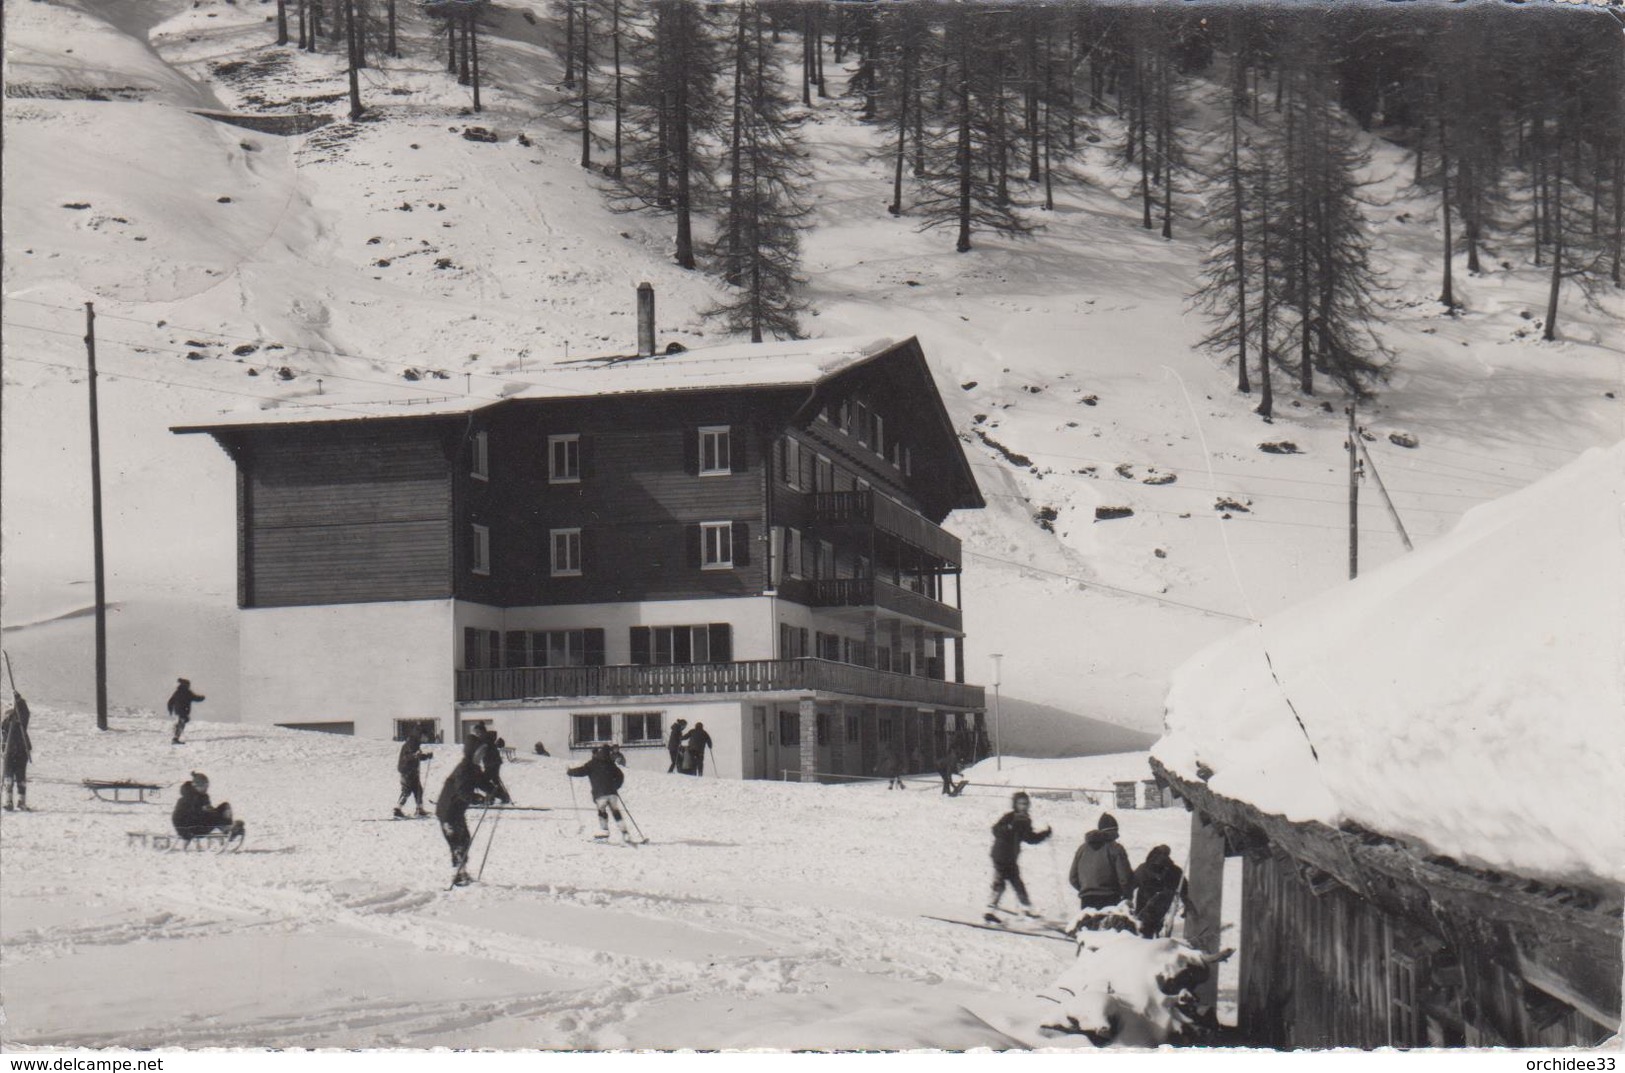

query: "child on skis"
xmin=393 ymin=732 xmax=433 ymax=818
xmin=436 ymin=752 xmax=495 ymax=887
xmin=989 ymin=791 xmax=1052 ymax=919
xmin=568 ymin=745 xmax=633 ymax=843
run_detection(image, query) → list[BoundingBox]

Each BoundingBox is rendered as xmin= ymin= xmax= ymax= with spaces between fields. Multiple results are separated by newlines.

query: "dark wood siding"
xmin=242 ymin=422 xmax=454 ymax=606
xmin=456 ymin=392 xmax=797 ymax=607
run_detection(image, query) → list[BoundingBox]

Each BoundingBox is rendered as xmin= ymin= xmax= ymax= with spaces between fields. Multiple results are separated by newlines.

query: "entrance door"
xmin=751 ymin=706 xmax=768 ymax=779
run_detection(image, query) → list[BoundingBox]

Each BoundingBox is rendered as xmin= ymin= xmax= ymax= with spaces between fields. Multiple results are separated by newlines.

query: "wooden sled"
xmin=86 ymin=779 xmax=164 ymax=803
xmin=126 ymin=830 xmax=243 ymax=853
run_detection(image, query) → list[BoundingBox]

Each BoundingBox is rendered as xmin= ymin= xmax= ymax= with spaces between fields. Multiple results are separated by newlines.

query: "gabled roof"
xmin=1153 ymin=442 xmax=1625 ymax=889
xmin=170 ymin=336 xmax=904 ymax=434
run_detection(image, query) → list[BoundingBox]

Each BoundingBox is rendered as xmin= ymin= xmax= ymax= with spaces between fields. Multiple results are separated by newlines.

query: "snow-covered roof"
xmin=1153 ymin=442 xmax=1625 ymax=888
xmin=171 ymin=336 xmax=901 ymax=432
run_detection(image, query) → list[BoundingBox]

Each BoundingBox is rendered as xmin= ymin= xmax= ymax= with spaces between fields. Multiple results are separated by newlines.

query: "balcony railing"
xmin=457 ymin=658 xmax=985 ymax=710
xmin=809 ymin=490 xmax=961 ymax=565
xmin=779 ymin=576 xmax=962 ymax=633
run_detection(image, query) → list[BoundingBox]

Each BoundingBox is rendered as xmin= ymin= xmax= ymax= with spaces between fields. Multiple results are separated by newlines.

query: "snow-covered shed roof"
xmin=171 ymin=336 xmax=901 ymax=432
xmin=1153 ymin=442 xmax=1625 ymax=888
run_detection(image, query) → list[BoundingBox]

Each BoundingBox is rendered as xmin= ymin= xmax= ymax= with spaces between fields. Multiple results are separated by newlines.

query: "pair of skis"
xmin=923 ymin=907 xmax=1075 ymax=943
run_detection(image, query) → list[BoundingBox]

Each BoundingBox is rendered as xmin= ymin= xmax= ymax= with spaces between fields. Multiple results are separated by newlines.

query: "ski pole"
xmin=476 ymin=804 xmax=503 ymax=880
xmin=2 ymin=651 xmax=16 ymax=694
xmin=707 ymin=743 xmax=716 ymax=777
xmin=617 ymin=793 xmax=647 ymax=843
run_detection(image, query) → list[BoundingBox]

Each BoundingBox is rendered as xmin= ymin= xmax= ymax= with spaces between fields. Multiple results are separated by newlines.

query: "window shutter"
xmin=709 ymin=623 xmax=733 ymax=663
xmin=487 ymin=631 xmax=501 ymax=668
xmin=688 ymin=524 xmax=703 ymax=569
xmin=583 ymin=628 xmax=606 ymax=667
xmin=683 ymin=427 xmax=699 ymax=476
xmin=504 ymin=631 xmax=528 ymax=668
xmin=769 ymin=527 xmax=783 ymax=587
xmin=578 ymin=434 xmax=594 ymax=481
xmin=630 ymin=626 xmax=651 ymax=666
xmin=578 ymin=526 xmax=590 ymax=577
xmin=463 ymin=626 xmax=479 ymax=669
xmin=731 ymin=522 xmax=749 ymax=567
xmin=731 ymin=428 xmax=748 ymax=473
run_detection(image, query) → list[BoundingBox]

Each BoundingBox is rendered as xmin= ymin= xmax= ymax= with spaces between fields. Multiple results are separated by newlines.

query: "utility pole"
xmin=85 ymin=303 xmax=109 ymax=731
xmin=345 ymin=0 xmax=363 ymax=120
xmin=990 ymin=653 xmax=1003 ymax=771
xmin=1347 ymin=403 xmax=1359 ymax=580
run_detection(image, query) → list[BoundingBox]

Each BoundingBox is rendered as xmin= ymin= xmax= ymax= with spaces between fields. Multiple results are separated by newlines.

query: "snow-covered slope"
xmin=0 ymin=707 xmax=1198 ymax=1048
xmin=1156 ymin=442 xmax=1625 ymax=888
xmin=4 ymin=0 xmax=1622 ymax=735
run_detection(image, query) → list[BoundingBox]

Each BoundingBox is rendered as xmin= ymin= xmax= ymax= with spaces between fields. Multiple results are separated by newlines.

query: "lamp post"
xmin=990 ymin=653 xmax=1003 ymax=772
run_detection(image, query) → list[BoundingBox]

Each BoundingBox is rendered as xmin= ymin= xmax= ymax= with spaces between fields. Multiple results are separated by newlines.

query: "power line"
xmin=962 ymin=547 xmax=1255 ymax=623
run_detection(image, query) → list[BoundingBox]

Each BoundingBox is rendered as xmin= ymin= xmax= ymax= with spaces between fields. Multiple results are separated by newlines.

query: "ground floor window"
xmin=623 ymin=711 xmax=664 ymax=745
xmin=845 ymin=714 xmax=860 ymax=744
xmin=572 ymin=713 xmax=615 ymax=748
xmin=779 ymin=710 xmax=800 ymax=745
xmin=394 ymin=718 xmax=442 ymax=743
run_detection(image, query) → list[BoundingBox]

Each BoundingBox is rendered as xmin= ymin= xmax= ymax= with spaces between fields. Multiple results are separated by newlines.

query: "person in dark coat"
xmin=666 ymin=719 xmax=688 ymax=773
xmin=167 ymin=678 xmax=205 ymax=745
xmin=461 ymin=723 xmax=487 ymax=762
xmin=1131 ymin=844 xmax=1185 ymax=938
xmin=682 ymin=722 xmax=713 ymax=777
xmin=3 ymin=695 xmax=33 ymax=812
xmin=1070 ymin=812 xmax=1135 ymax=911
xmin=568 ymin=746 xmax=632 ymax=841
xmin=988 ymin=791 xmax=1052 ymax=916
xmin=394 ymin=732 xmax=433 ymax=818
xmin=937 ymin=753 xmax=967 ymax=796
xmin=436 ymin=753 xmax=495 ymax=886
xmin=482 ymin=731 xmax=512 ymax=805
xmin=172 ymin=772 xmax=243 ymax=843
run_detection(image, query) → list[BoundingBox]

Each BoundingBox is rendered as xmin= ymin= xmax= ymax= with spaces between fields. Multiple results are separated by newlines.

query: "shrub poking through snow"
xmin=1214 ymin=497 xmax=1251 ymax=513
xmin=1035 ymin=506 xmax=1059 ymax=532
xmin=1388 ymin=431 xmax=1420 ymax=448
xmin=1095 ymin=506 xmax=1134 ymax=521
xmin=1258 ymin=441 xmax=1300 ymax=454
xmin=1142 ymin=472 xmax=1176 ymax=486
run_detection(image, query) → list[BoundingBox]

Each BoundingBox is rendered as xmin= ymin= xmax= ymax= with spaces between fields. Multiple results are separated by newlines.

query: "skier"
xmin=567 ymin=745 xmax=633 ymax=843
xmin=3 ymin=694 xmax=32 ymax=812
xmin=938 ymin=753 xmax=967 ymax=796
xmin=1070 ymin=812 xmax=1135 ymax=912
xmin=461 ymin=722 xmax=487 ymax=762
xmin=436 ymin=751 xmax=495 ymax=887
xmin=172 ymin=772 xmax=244 ymax=843
xmin=666 ymin=718 xmax=688 ymax=773
xmin=483 ymin=730 xmax=512 ymax=805
xmin=167 ymin=678 xmax=205 ymax=745
xmin=1131 ymin=844 xmax=1185 ymax=938
xmin=988 ymin=791 xmax=1052 ymax=919
xmin=682 ymin=721 xmax=712 ymax=777
xmin=393 ymin=732 xmax=433 ymax=818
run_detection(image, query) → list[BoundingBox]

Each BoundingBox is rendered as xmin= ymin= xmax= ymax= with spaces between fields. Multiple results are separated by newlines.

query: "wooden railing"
xmin=777 ymin=576 xmax=962 ymax=632
xmin=809 ymin=490 xmax=962 ymax=565
xmin=457 ymin=658 xmax=985 ymax=709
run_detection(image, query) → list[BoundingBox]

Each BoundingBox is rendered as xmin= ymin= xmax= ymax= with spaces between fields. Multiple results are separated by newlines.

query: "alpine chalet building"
xmin=173 ymin=325 xmax=987 ymax=781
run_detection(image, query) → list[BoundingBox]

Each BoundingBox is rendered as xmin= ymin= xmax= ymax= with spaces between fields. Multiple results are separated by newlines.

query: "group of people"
xmin=989 ymin=794 xmax=1186 ymax=939
xmin=664 ymin=720 xmax=712 ymax=776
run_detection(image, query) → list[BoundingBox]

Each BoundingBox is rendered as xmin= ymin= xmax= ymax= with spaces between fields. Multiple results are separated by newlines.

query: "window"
xmin=699 ymin=426 xmax=731 ymax=475
xmin=782 ymin=437 xmax=803 ymax=489
xmin=395 ymin=718 xmax=442 ymax=743
xmin=623 ymin=711 xmax=664 ymax=745
xmin=464 ymin=626 xmax=501 ymax=669
xmin=902 ymin=446 xmax=913 ymax=477
xmin=845 ymin=714 xmax=860 ymax=743
xmin=701 ymin=521 xmax=733 ymax=569
xmin=549 ymin=434 xmax=580 ymax=483
xmin=470 ymin=524 xmax=491 ymax=576
xmin=836 ymin=399 xmax=851 ymax=433
xmin=817 ymin=541 xmax=835 ymax=580
xmin=785 ymin=528 xmax=803 ymax=578
xmin=855 ymin=403 xmax=870 ymax=446
xmin=779 ymin=710 xmax=800 ymax=744
xmin=551 ymin=528 xmax=582 ymax=577
xmin=817 ymin=632 xmax=841 ymax=661
xmin=816 ymin=712 xmax=830 ymax=746
xmin=779 ymin=622 xmax=810 ymax=659
xmin=471 ymin=430 xmax=489 ymax=480
xmin=873 ymin=414 xmax=885 ymax=457
xmin=572 ymin=713 xmax=615 ymax=748
xmin=631 ymin=624 xmax=733 ymax=665
xmin=814 ymin=455 xmax=833 ymax=493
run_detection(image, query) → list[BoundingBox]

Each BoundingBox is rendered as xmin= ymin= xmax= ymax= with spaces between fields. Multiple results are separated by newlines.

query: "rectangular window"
xmin=903 ymin=446 xmax=913 ymax=477
xmin=855 ymin=403 xmax=870 ymax=446
xmin=528 ymin=629 xmax=587 ymax=667
xmin=786 ymin=528 xmax=803 ymax=578
xmin=873 ymin=414 xmax=885 ymax=457
xmin=623 ymin=711 xmax=664 ymax=745
xmin=816 ymin=712 xmax=830 ymax=746
xmin=814 ymin=455 xmax=833 ymax=493
xmin=701 ymin=521 xmax=733 ymax=569
xmin=817 ymin=541 xmax=835 ymax=580
xmin=471 ymin=430 xmax=489 ymax=481
xmin=463 ymin=626 xmax=500 ymax=669
xmin=699 ymin=426 xmax=732 ymax=475
xmin=779 ymin=710 xmax=800 ymax=744
xmin=572 ymin=713 xmax=615 ymax=748
xmin=551 ymin=528 xmax=582 ymax=577
xmin=395 ymin=718 xmax=442 ymax=743
xmin=471 ymin=524 xmax=491 ymax=576
xmin=549 ymin=434 xmax=580 ymax=483
xmin=782 ymin=437 xmax=803 ymax=489
xmin=837 ymin=399 xmax=851 ymax=433
xmin=635 ymin=624 xmax=731 ymax=666
xmin=845 ymin=714 xmax=860 ymax=743
xmin=817 ymin=632 xmax=841 ymax=661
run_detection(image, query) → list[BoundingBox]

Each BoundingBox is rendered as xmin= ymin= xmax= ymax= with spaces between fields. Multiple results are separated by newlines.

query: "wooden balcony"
xmin=457 ymin=659 xmax=985 ymax=710
xmin=809 ymin=490 xmax=961 ymax=565
xmin=779 ymin=576 xmax=962 ymax=633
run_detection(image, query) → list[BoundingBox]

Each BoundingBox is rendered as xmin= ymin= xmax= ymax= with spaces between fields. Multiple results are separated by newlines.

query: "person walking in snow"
xmin=394 ymin=732 xmax=433 ymax=819
xmin=3 ymin=694 xmax=33 ymax=812
xmin=1131 ymin=844 xmax=1185 ymax=938
xmin=682 ymin=721 xmax=712 ymax=777
xmin=938 ymin=753 xmax=966 ymax=796
xmin=988 ymin=791 xmax=1052 ymax=917
xmin=1070 ymin=812 xmax=1135 ymax=911
xmin=436 ymin=751 xmax=495 ymax=887
xmin=886 ymin=744 xmax=905 ymax=790
xmin=167 ymin=678 xmax=205 ymax=745
xmin=666 ymin=718 xmax=688 ymax=773
xmin=482 ymin=731 xmax=512 ymax=805
xmin=172 ymin=771 xmax=244 ymax=843
xmin=568 ymin=745 xmax=633 ymax=842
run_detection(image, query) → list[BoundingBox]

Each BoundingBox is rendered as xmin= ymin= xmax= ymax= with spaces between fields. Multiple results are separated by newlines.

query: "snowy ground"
xmin=0 ymin=708 xmax=1214 ymax=1049
xmin=5 ymin=0 xmax=1621 ymax=733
